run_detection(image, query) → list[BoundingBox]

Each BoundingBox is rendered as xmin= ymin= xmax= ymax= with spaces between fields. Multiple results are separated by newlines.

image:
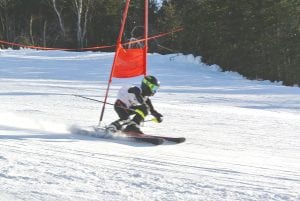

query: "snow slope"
xmin=0 ymin=49 xmax=300 ymax=201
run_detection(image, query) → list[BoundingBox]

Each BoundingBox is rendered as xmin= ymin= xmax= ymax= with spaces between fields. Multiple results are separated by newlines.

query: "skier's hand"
xmin=152 ymin=111 xmax=163 ymax=123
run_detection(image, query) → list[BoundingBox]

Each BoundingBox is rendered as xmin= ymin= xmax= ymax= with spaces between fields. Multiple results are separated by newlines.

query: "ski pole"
xmin=73 ymin=94 xmax=114 ymax=106
xmin=74 ymin=94 xmax=132 ymax=111
xmin=145 ymin=118 xmax=159 ymax=122
xmin=74 ymin=94 xmax=160 ymax=123
xmin=74 ymin=94 xmax=144 ymax=114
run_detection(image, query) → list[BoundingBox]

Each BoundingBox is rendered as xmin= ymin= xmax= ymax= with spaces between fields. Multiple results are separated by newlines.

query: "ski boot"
xmin=106 ymin=121 xmax=122 ymax=133
xmin=123 ymin=122 xmax=143 ymax=134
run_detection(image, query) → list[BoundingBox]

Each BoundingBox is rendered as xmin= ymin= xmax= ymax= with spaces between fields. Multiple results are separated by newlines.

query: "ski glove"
xmin=152 ymin=111 xmax=163 ymax=123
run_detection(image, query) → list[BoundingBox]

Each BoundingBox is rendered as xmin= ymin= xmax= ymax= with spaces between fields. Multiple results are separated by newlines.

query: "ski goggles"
xmin=143 ymin=79 xmax=160 ymax=93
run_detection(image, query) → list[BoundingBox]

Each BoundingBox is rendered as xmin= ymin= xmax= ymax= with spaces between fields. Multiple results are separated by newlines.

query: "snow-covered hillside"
xmin=0 ymin=49 xmax=300 ymax=201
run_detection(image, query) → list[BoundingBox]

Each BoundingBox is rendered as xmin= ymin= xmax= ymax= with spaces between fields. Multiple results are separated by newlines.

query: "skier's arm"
xmin=145 ymin=99 xmax=163 ymax=123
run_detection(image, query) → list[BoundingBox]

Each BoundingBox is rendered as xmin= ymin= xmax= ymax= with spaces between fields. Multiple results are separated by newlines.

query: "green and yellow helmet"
xmin=141 ymin=75 xmax=160 ymax=96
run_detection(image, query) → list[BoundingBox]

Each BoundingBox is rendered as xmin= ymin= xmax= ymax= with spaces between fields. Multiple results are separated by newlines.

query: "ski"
xmin=127 ymin=136 xmax=164 ymax=145
xmin=71 ymin=126 xmax=185 ymax=145
xmin=147 ymin=135 xmax=186 ymax=143
xmin=121 ymin=131 xmax=164 ymax=145
xmin=71 ymin=126 xmax=164 ymax=145
xmin=121 ymin=131 xmax=185 ymax=144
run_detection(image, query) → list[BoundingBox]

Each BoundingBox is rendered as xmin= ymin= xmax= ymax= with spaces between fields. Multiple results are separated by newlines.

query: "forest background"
xmin=0 ymin=0 xmax=299 ymax=86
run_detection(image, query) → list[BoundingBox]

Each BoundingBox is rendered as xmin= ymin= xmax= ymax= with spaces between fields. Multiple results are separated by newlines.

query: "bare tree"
xmin=43 ymin=20 xmax=47 ymax=47
xmin=72 ymin=0 xmax=91 ymax=48
xmin=29 ymin=15 xmax=34 ymax=44
xmin=51 ymin=0 xmax=66 ymax=37
xmin=0 ymin=0 xmax=14 ymax=41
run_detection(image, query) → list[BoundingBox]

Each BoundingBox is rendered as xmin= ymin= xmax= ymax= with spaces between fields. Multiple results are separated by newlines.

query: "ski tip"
xmin=177 ymin=137 xmax=186 ymax=143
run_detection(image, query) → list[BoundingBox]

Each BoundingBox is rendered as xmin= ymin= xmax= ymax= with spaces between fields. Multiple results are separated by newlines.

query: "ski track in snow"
xmin=0 ymin=49 xmax=300 ymax=201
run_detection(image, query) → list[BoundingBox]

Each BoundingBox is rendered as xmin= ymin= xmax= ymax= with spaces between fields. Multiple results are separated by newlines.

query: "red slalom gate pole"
xmin=98 ymin=0 xmax=131 ymax=127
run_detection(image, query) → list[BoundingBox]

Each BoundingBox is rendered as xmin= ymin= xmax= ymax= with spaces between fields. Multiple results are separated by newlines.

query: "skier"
xmin=106 ymin=75 xmax=163 ymax=134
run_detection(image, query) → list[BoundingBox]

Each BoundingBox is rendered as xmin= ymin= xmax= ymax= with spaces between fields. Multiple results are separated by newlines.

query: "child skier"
xmin=107 ymin=75 xmax=163 ymax=134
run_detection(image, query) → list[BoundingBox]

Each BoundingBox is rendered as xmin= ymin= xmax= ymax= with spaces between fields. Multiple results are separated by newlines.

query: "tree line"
xmin=0 ymin=0 xmax=158 ymax=50
xmin=160 ymin=0 xmax=300 ymax=86
xmin=0 ymin=0 xmax=299 ymax=86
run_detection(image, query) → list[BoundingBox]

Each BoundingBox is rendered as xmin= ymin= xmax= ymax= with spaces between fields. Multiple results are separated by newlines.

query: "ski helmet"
xmin=141 ymin=75 xmax=160 ymax=96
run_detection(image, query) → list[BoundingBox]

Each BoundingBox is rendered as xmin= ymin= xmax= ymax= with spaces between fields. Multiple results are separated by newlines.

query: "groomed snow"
xmin=0 ymin=49 xmax=300 ymax=201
